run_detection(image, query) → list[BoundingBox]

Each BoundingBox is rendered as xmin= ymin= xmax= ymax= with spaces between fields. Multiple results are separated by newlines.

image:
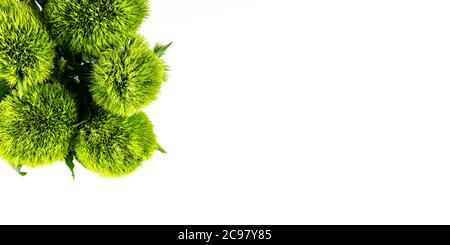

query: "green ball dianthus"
xmin=91 ymin=35 xmax=168 ymax=116
xmin=0 ymin=0 xmax=55 ymax=88
xmin=44 ymin=0 xmax=149 ymax=56
xmin=0 ymin=83 xmax=78 ymax=167
xmin=75 ymin=109 xmax=157 ymax=177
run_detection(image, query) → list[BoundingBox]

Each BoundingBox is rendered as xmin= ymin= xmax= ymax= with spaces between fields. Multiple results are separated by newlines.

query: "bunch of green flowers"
xmin=0 ymin=0 xmax=169 ymax=178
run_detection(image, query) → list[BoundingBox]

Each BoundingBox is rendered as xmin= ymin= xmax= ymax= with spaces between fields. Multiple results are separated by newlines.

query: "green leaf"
xmin=12 ymin=165 xmax=27 ymax=176
xmin=36 ymin=0 xmax=47 ymax=6
xmin=32 ymin=0 xmax=43 ymax=11
xmin=157 ymin=143 xmax=167 ymax=154
xmin=153 ymin=42 xmax=173 ymax=58
xmin=65 ymin=153 xmax=75 ymax=180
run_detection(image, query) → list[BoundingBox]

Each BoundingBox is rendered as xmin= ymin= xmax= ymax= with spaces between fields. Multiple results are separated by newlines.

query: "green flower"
xmin=44 ymin=0 xmax=149 ymax=57
xmin=91 ymin=35 xmax=168 ymax=116
xmin=0 ymin=0 xmax=55 ymax=88
xmin=75 ymin=109 xmax=157 ymax=177
xmin=0 ymin=83 xmax=78 ymax=167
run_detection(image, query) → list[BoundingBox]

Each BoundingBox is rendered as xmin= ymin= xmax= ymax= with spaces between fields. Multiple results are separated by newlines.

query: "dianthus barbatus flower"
xmin=0 ymin=83 xmax=78 ymax=167
xmin=0 ymin=0 xmax=55 ymax=89
xmin=75 ymin=109 xmax=158 ymax=177
xmin=44 ymin=0 xmax=149 ymax=57
xmin=90 ymin=35 xmax=168 ymax=116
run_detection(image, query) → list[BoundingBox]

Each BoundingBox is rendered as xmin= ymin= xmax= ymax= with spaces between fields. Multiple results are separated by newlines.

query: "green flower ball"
xmin=44 ymin=0 xmax=149 ymax=56
xmin=0 ymin=0 xmax=55 ymax=88
xmin=0 ymin=83 xmax=78 ymax=167
xmin=91 ymin=35 xmax=168 ymax=116
xmin=75 ymin=109 xmax=157 ymax=177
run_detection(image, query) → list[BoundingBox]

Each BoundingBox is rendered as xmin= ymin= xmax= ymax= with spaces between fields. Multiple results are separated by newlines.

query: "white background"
xmin=1 ymin=0 xmax=450 ymax=225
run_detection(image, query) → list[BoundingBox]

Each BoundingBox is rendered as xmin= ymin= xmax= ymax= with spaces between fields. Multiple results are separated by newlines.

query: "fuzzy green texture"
xmin=91 ymin=35 xmax=168 ymax=116
xmin=0 ymin=83 xmax=78 ymax=167
xmin=0 ymin=79 xmax=10 ymax=101
xmin=44 ymin=0 xmax=149 ymax=57
xmin=0 ymin=0 xmax=55 ymax=88
xmin=75 ymin=109 xmax=157 ymax=177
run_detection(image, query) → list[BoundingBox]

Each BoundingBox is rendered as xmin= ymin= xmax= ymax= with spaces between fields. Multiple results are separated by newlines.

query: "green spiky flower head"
xmin=91 ymin=35 xmax=168 ymax=116
xmin=0 ymin=83 xmax=78 ymax=167
xmin=0 ymin=0 xmax=55 ymax=88
xmin=75 ymin=109 xmax=157 ymax=177
xmin=44 ymin=0 xmax=149 ymax=57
